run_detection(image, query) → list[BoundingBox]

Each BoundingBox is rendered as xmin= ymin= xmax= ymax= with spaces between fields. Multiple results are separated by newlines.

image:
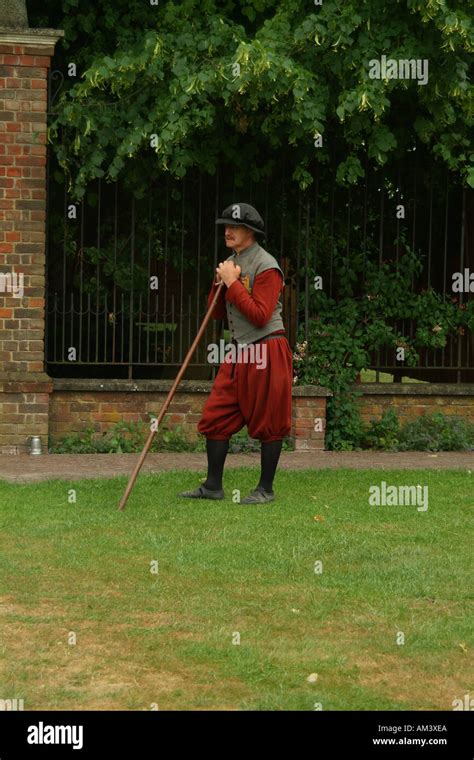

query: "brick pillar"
xmin=291 ymin=386 xmax=331 ymax=450
xmin=0 ymin=26 xmax=63 ymax=454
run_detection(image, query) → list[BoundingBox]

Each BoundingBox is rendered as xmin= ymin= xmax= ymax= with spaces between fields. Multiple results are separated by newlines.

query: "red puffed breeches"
xmin=197 ymin=335 xmax=293 ymax=442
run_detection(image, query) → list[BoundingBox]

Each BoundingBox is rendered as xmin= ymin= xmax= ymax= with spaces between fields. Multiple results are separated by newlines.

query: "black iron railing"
xmin=45 ymin=77 xmax=473 ymax=381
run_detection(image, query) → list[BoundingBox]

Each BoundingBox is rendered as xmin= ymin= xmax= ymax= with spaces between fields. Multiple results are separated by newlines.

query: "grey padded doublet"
xmin=225 ymin=242 xmax=285 ymax=345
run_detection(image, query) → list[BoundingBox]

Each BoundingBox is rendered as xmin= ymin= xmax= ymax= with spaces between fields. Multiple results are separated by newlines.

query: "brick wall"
xmin=45 ymin=382 xmax=474 ymax=453
xmin=50 ymin=390 xmax=204 ymax=442
xmin=9 ymin=375 xmax=474 ymax=455
xmin=48 ymin=380 xmax=330 ymax=451
xmin=356 ymin=384 xmax=474 ymax=425
xmin=292 ymin=392 xmax=327 ymax=450
xmin=0 ymin=28 xmax=62 ymax=453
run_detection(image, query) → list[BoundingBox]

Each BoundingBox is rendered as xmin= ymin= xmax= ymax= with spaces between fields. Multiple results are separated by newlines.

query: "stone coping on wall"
xmin=52 ymin=378 xmax=332 ymax=396
xmin=3 ymin=378 xmax=468 ymax=396
xmin=0 ymin=27 xmax=65 ymax=44
xmin=49 ymin=379 xmax=474 ymax=396
xmin=0 ymin=372 xmax=53 ymax=393
xmin=50 ymin=379 xmax=474 ymax=395
xmin=354 ymin=383 xmax=474 ymax=396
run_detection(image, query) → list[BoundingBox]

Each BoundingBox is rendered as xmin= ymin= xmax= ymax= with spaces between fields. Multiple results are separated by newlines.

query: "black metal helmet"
xmin=215 ymin=203 xmax=265 ymax=235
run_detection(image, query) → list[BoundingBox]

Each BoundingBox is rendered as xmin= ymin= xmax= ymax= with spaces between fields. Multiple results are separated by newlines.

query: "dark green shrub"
xmin=398 ymin=412 xmax=474 ymax=452
xmin=361 ymin=409 xmax=400 ymax=451
xmin=50 ymin=416 xmax=200 ymax=454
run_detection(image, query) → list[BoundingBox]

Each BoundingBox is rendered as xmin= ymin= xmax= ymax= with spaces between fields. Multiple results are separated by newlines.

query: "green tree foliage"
xmin=33 ymin=0 xmax=473 ymax=198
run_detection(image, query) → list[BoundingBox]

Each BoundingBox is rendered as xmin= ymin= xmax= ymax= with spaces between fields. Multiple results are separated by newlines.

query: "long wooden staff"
xmin=118 ymin=279 xmax=225 ymax=511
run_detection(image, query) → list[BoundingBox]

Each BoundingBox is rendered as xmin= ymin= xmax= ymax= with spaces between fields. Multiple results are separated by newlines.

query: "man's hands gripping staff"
xmin=215 ymin=260 xmax=241 ymax=287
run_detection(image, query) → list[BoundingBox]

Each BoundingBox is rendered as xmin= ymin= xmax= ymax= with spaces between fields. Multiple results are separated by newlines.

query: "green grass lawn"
xmin=0 ymin=468 xmax=472 ymax=711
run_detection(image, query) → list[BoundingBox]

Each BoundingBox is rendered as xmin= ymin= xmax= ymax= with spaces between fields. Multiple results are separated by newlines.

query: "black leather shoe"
xmin=241 ymin=486 xmax=275 ymax=504
xmin=179 ymin=484 xmax=225 ymax=500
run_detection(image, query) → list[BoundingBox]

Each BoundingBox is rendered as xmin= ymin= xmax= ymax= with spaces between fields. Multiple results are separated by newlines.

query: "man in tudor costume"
xmin=179 ymin=203 xmax=293 ymax=504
